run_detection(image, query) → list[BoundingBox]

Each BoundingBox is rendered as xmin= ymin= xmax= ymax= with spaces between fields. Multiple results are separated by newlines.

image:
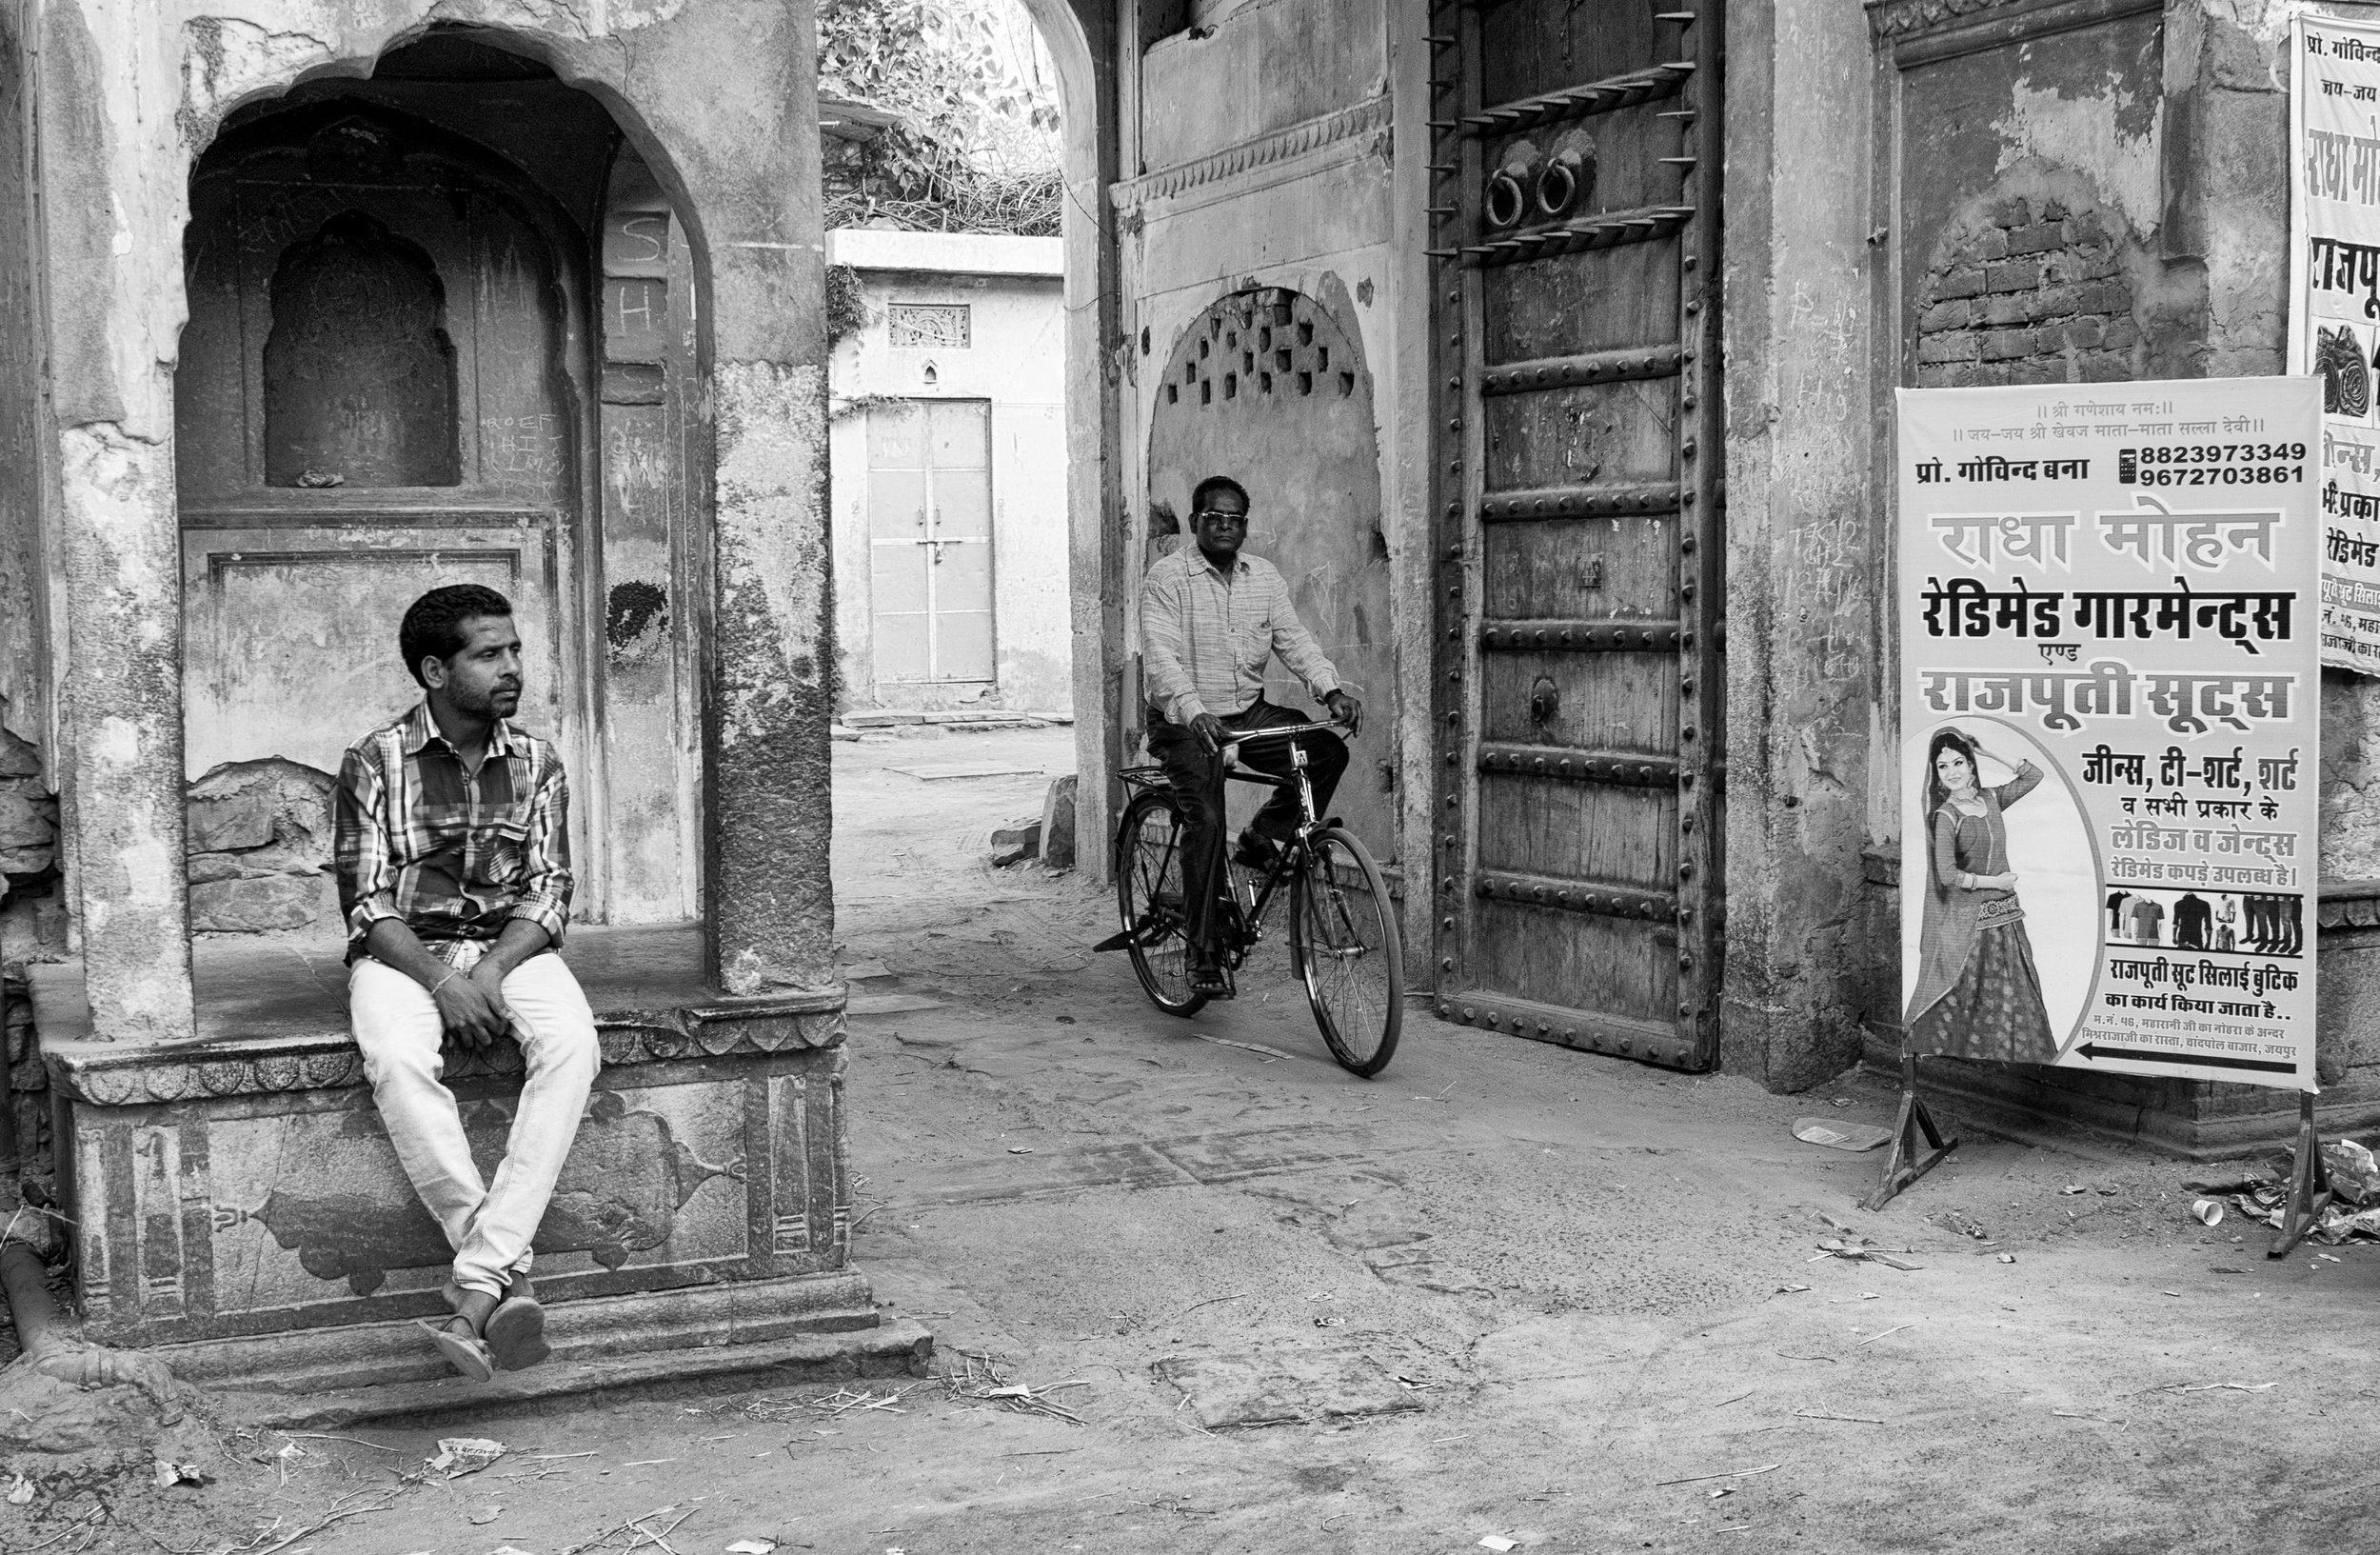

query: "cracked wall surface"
xmin=25 ymin=0 xmax=835 ymax=1038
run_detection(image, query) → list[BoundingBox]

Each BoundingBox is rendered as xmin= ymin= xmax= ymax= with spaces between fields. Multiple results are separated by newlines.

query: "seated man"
xmin=1140 ymin=475 xmax=1361 ymax=994
xmin=333 ymin=584 xmax=599 ymax=1382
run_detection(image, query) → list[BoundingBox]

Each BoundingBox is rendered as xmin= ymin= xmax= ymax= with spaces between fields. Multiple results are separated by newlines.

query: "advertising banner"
xmin=2291 ymin=11 xmax=2380 ymax=673
xmin=1897 ymin=378 xmax=2322 ymax=1091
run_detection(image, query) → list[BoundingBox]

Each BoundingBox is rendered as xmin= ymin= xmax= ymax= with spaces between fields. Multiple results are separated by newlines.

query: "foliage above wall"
xmin=818 ymin=0 xmax=1064 ymax=237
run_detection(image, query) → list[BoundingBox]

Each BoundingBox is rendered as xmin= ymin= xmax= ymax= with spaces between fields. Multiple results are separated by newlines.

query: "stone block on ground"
xmin=1152 ymin=1343 xmax=1424 ymax=1429
xmin=845 ymin=710 xmax=926 ymax=728
xmin=988 ymin=817 xmax=1041 ymax=867
xmin=1041 ymin=774 xmax=1079 ymax=870
xmin=831 ymin=724 xmax=860 ymax=742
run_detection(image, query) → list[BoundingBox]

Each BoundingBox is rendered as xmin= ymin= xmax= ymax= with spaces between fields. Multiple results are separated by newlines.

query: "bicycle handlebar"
xmin=1220 ymin=719 xmax=1350 ymax=752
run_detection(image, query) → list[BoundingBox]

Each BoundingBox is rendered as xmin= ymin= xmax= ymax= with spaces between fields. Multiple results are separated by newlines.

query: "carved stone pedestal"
xmin=29 ymin=926 xmax=922 ymax=1399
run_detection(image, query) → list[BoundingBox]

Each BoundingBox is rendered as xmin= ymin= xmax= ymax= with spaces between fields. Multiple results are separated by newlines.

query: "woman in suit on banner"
xmin=1906 ymin=725 xmax=2059 ymax=1064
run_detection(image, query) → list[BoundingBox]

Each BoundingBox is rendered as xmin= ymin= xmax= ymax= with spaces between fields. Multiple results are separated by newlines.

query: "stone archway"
xmin=1145 ymin=281 xmax=1399 ymax=865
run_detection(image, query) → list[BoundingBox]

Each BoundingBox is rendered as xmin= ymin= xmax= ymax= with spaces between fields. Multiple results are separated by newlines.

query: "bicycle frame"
xmin=1204 ymin=721 xmax=1342 ymax=965
xmin=1106 ymin=714 xmax=1402 ymax=1072
xmin=1112 ymin=719 xmax=1349 ymax=968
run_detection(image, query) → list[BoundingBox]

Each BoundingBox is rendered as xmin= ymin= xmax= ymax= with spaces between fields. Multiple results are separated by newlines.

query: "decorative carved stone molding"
xmin=50 ymin=1001 xmax=846 ymax=1106
xmin=2319 ymin=881 xmax=2380 ymax=930
xmin=1111 ymin=95 xmax=1392 ymax=213
xmin=1868 ymin=0 xmax=2155 ymax=46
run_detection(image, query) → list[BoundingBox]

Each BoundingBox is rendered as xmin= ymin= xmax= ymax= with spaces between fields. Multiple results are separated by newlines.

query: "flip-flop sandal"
xmin=484 ymin=1286 xmax=551 ymax=1371
xmin=416 ymin=1317 xmax=495 ymax=1383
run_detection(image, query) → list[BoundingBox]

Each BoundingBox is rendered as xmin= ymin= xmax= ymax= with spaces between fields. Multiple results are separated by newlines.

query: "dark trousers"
xmin=1145 ymin=699 xmax=1350 ymax=957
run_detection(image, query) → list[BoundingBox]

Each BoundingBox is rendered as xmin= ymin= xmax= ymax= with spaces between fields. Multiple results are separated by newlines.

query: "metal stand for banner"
xmin=2267 ymin=1090 xmax=2333 ymax=1259
xmin=1864 ymin=1046 xmax=1958 ymax=1212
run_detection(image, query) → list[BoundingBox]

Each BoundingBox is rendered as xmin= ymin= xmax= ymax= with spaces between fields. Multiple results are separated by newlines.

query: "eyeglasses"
xmin=1192 ymin=509 xmax=1249 ymax=526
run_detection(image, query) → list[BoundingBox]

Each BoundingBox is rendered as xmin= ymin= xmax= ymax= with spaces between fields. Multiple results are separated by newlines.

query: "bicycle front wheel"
xmin=1115 ymin=789 xmax=1208 ymax=1017
xmin=1290 ymin=826 xmax=1402 ymax=1076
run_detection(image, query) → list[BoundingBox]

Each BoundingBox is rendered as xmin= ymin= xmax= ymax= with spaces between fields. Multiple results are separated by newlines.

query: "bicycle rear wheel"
xmin=1115 ymin=789 xmax=1208 ymax=1017
xmin=1290 ymin=826 xmax=1402 ymax=1075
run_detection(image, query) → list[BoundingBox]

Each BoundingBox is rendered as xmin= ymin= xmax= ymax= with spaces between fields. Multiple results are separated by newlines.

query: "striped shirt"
xmin=1140 ymin=545 xmax=1340 ymax=724
xmin=333 ymin=701 xmax=572 ymax=965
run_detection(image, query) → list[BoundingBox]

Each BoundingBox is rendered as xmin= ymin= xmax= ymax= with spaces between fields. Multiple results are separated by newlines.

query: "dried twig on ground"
xmin=1655 ymin=1464 xmax=1782 ymax=1488
xmin=1794 ymin=1407 xmax=1886 ymax=1425
xmin=248 ymin=1489 xmax=398 ymax=1555
xmin=740 ymin=1383 xmax=919 ymax=1423
xmin=18 ymin=1506 xmax=108 ymax=1553
xmin=274 ymin=1431 xmax=398 ymax=1452
xmin=940 ymin=1349 xmax=1090 ymax=1424
xmin=565 ymin=1505 xmax=685 ymax=1555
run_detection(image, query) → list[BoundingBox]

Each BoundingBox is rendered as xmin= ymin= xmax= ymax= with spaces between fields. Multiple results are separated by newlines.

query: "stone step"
xmin=216 ymin=1318 xmax=935 ymax=1429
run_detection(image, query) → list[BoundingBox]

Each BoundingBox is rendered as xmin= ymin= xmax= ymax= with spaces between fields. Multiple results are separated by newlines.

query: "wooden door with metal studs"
xmin=1425 ymin=0 xmax=1724 ymax=1069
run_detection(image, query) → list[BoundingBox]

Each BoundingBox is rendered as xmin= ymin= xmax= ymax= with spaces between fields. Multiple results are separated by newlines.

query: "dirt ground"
xmin=5 ymin=724 xmax=2377 ymax=1555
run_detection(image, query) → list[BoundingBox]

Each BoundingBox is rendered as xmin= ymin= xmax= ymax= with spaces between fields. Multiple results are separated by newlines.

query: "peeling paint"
xmin=713 ymin=359 xmax=829 ymax=748
xmin=56 ymin=419 xmax=189 ymax=1039
xmin=177 ymin=17 xmax=330 ymax=145
xmin=1995 ymin=78 xmax=2161 ymax=237
xmin=89 ymin=717 xmax=138 ymax=768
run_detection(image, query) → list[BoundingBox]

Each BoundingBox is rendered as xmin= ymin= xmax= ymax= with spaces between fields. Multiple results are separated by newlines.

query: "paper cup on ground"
xmin=2192 ymin=1198 xmax=2224 ymax=1226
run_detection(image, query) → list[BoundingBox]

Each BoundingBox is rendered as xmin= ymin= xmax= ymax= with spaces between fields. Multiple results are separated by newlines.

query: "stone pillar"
xmin=38 ymin=4 xmax=192 ymax=1042
xmin=1718 ymin=0 xmax=1881 ymax=1090
xmin=687 ymin=8 xmax=839 ymax=996
xmin=1042 ymin=0 xmax=1123 ymax=881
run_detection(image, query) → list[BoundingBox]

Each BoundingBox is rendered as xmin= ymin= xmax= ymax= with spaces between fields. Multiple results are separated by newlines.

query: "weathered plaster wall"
xmin=1893 ymin=8 xmax=2198 ymax=391
xmin=0 ymin=2 xmax=50 ymax=766
xmin=1719 ymin=0 xmax=1881 ymax=1091
xmin=825 ymin=230 xmax=1073 ymax=716
xmin=32 ymin=1 xmax=838 ymax=1030
xmin=1115 ymin=0 xmax=1432 ymax=946
xmin=1138 ymin=0 xmax=1383 ymax=174
xmin=1006 ymin=0 xmax=1118 ymax=879
xmin=0 ymin=0 xmax=68 ymax=1156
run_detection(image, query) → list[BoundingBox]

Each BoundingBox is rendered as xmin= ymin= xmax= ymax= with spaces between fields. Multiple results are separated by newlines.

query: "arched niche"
xmin=261 ymin=209 xmax=461 ymax=488
xmin=171 ymin=36 xmax=703 ymax=933
xmin=1145 ymin=283 xmax=1400 ymax=864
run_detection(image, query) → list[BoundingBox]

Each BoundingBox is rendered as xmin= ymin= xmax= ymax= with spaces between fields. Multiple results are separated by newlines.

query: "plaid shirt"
xmin=1140 ymin=545 xmax=1340 ymax=724
xmin=333 ymin=702 xmax=572 ymax=964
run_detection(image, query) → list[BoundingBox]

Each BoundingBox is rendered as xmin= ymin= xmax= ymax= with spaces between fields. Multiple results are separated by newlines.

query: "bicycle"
xmin=1097 ymin=720 xmax=1403 ymax=1077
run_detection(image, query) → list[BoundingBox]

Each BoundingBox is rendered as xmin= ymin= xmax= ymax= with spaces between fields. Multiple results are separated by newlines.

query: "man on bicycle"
xmin=1140 ymin=475 xmax=1360 ymax=995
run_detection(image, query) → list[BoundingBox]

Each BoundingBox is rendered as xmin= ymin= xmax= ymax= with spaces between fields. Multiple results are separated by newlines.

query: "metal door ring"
xmin=1485 ymin=172 xmax=1528 ymax=230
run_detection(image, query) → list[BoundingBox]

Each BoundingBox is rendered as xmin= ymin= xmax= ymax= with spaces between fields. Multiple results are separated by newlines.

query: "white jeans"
xmin=347 ymin=951 xmax=601 ymax=1298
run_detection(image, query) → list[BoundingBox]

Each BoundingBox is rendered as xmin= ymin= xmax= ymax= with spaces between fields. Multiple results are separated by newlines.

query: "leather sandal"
xmin=417 ymin=1314 xmax=495 ymax=1384
xmin=1232 ymin=828 xmax=1283 ymax=870
xmin=484 ymin=1273 xmax=551 ymax=1371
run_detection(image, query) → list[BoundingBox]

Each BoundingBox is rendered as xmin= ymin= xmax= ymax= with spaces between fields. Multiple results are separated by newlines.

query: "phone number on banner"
xmin=2119 ymin=444 xmax=2308 ymax=487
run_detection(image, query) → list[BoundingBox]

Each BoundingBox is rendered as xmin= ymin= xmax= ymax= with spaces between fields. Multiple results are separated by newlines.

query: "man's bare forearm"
xmin=477 ymin=918 xmax=551 ymax=981
xmin=363 ymin=919 xmax=465 ymax=992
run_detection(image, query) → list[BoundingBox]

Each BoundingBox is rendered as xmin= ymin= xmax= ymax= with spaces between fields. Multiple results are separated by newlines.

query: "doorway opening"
xmin=820 ymin=0 xmax=1076 ymax=721
xmin=821 ymin=0 xmax=1100 ymax=1004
